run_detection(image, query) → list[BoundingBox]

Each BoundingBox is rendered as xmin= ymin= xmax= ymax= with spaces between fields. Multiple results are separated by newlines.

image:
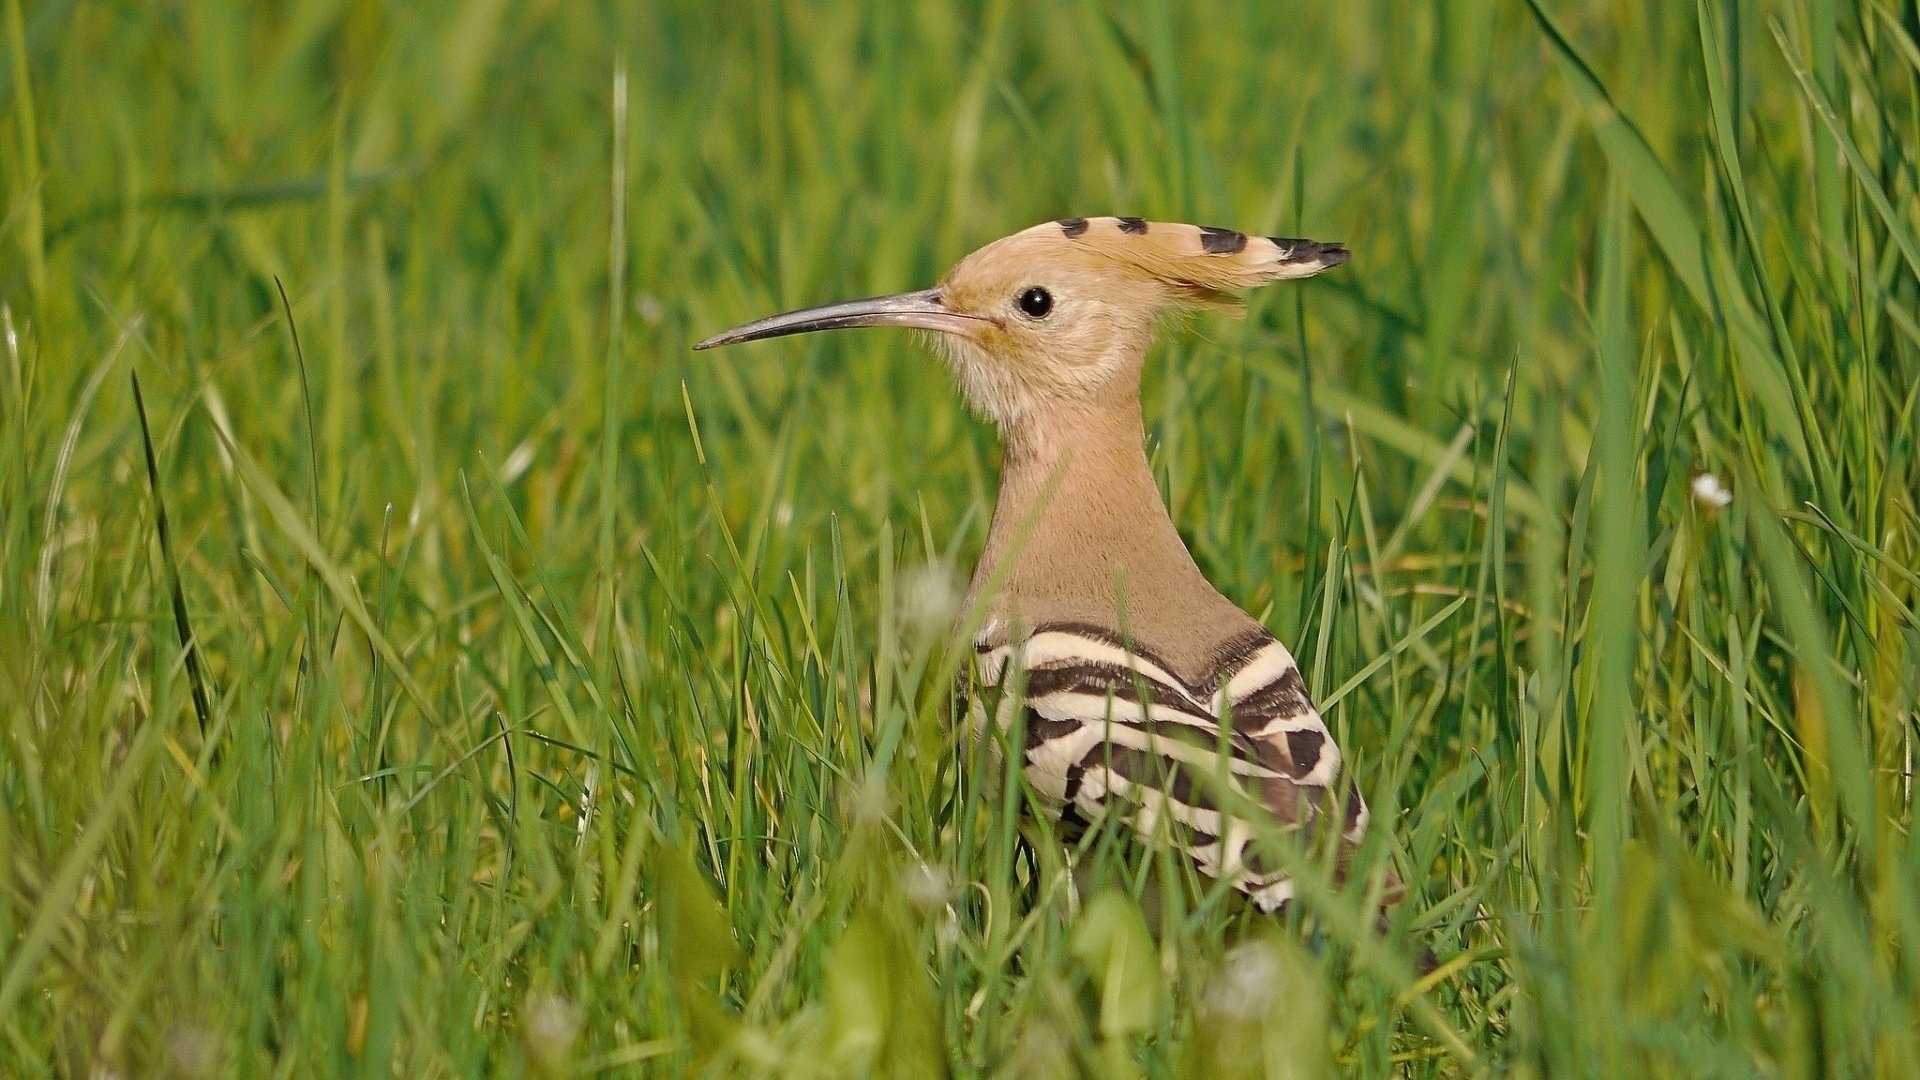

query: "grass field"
xmin=4 ymin=1 xmax=1919 ymax=1075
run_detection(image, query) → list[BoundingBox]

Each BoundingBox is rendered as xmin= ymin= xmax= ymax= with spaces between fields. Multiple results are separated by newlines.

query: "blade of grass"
xmin=131 ymin=372 xmax=213 ymax=735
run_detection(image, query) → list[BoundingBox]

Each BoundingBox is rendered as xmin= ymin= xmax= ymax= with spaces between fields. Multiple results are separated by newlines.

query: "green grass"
xmin=4 ymin=1 xmax=1918 ymax=1075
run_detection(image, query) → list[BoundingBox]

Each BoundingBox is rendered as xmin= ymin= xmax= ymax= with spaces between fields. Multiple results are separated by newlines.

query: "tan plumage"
xmin=697 ymin=216 xmax=1383 ymax=912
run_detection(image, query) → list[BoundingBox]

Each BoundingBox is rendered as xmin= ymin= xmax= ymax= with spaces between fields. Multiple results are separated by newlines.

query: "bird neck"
xmin=967 ymin=395 xmax=1254 ymax=668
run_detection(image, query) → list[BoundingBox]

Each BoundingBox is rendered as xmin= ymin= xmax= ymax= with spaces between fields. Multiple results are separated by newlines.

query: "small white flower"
xmin=899 ymin=560 xmax=964 ymax=637
xmin=523 ymin=991 xmax=581 ymax=1067
xmin=848 ymin=778 xmax=891 ymax=824
xmin=1202 ymin=940 xmax=1286 ymax=1021
xmin=499 ymin=440 xmax=538 ymax=484
xmin=1691 ymin=472 xmax=1733 ymax=509
xmin=902 ymin=860 xmax=952 ymax=912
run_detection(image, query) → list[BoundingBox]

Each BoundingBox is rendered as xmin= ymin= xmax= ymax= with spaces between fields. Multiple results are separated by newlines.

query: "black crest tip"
xmin=1198 ymin=226 xmax=1247 ymax=254
xmin=1271 ymin=237 xmax=1350 ymax=267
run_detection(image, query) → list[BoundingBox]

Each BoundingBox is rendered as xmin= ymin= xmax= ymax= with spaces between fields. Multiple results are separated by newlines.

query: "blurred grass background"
xmin=3 ymin=0 xmax=1918 ymax=1075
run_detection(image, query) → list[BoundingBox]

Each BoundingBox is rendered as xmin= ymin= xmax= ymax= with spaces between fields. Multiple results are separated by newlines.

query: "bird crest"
xmin=955 ymin=216 xmax=1349 ymax=313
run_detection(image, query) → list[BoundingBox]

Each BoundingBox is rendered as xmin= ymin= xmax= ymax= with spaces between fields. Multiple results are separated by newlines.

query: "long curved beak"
xmin=694 ymin=288 xmax=985 ymax=350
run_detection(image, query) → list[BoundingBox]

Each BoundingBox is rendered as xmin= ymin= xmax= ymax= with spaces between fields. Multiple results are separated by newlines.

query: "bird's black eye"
xmin=1016 ymin=286 xmax=1054 ymax=319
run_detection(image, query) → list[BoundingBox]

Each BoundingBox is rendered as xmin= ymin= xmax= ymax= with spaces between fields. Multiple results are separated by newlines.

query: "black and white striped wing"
xmin=971 ymin=623 xmax=1368 ymax=912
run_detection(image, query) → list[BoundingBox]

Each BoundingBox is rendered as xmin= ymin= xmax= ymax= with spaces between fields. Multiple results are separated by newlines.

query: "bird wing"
xmin=971 ymin=622 xmax=1369 ymax=912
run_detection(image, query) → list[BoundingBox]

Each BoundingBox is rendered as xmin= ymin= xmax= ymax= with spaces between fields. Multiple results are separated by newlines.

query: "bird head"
xmin=696 ymin=217 xmax=1348 ymax=427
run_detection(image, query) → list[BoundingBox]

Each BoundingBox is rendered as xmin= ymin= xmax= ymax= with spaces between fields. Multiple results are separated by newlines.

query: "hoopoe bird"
xmin=698 ymin=217 xmax=1388 ymax=915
